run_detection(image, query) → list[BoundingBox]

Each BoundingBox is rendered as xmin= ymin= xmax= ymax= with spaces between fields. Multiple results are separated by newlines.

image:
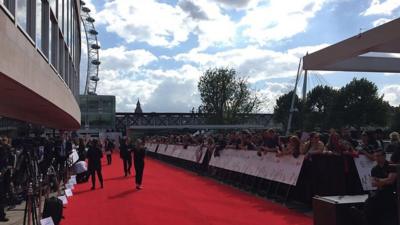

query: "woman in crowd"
xmin=388 ymin=132 xmax=400 ymax=163
xmin=356 ymin=132 xmax=376 ymax=160
xmin=258 ymin=129 xmax=280 ymax=154
xmin=87 ymin=139 xmax=104 ymax=190
xmin=276 ymin=136 xmax=301 ymax=158
xmin=240 ymin=132 xmax=257 ymax=150
xmin=226 ymin=132 xmax=241 ymax=149
xmin=301 ymin=132 xmax=325 ymax=155
xmin=133 ymin=139 xmax=146 ymax=190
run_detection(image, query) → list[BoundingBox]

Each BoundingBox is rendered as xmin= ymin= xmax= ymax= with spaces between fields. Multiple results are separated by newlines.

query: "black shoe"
xmin=101 ymin=184 xmax=104 ymax=189
xmin=0 ymin=217 xmax=9 ymax=222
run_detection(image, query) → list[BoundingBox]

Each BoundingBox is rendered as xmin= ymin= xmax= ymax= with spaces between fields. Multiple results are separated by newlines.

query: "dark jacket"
xmin=87 ymin=146 xmax=103 ymax=171
xmin=133 ymin=147 xmax=145 ymax=164
xmin=119 ymin=142 xmax=132 ymax=160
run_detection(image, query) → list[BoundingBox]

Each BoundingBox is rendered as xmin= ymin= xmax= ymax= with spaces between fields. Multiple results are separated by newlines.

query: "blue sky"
xmin=80 ymin=0 xmax=400 ymax=112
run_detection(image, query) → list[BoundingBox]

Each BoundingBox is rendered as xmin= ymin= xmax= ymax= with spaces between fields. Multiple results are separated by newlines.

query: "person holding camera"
xmin=0 ymin=139 xmax=9 ymax=222
xmin=364 ymin=149 xmax=397 ymax=225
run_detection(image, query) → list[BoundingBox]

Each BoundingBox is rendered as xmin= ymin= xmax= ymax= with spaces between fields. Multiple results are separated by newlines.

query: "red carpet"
xmin=62 ymin=155 xmax=312 ymax=225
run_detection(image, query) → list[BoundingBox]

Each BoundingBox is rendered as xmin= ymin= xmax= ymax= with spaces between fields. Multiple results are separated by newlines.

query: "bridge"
xmin=115 ymin=112 xmax=275 ymax=132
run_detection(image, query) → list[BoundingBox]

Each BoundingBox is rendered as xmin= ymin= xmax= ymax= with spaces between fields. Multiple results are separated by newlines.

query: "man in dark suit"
xmin=133 ymin=139 xmax=146 ymax=190
xmin=119 ymin=137 xmax=132 ymax=177
xmin=87 ymin=139 xmax=104 ymax=190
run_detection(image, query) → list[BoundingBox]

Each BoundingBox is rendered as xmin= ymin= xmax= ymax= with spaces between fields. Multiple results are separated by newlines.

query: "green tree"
xmin=338 ymin=78 xmax=390 ymax=128
xmin=390 ymin=106 xmax=400 ymax=131
xmin=273 ymin=91 xmax=303 ymax=131
xmin=304 ymin=85 xmax=339 ymax=130
xmin=198 ymin=67 xmax=260 ymax=124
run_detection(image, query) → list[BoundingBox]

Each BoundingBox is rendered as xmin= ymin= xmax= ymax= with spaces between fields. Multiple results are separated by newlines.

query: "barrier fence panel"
xmin=353 ymin=154 xmax=392 ymax=191
xmin=145 ymin=142 xmax=368 ymax=204
xmin=209 ymin=150 xmax=304 ymax=186
xmin=354 ymin=155 xmax=377 ymax=191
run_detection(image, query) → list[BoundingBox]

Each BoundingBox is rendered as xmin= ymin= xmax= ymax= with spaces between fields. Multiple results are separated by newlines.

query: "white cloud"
xmin=101 ymin=47 xmax=158 ymax=72
xmin=175 ymin=44 xmax=329 ymax=83
xmin=145 ymin=79 xmax=200 ymax=112
xmin=95 ymin=46 xmax=202 ymax=111
xmin=96 ymin=0 xmax=190 ymax=48
xmin=382 ymin=85 xmax=400 ymax=106
xmin=239 ymin=0 xmax=328 ymax=45
xmin=178 ymin=0 xmax=237 ymax=51
xmin=372 ymin=17 xmax=392 ymax=26
xmin=95 ymin=0 xmax=236 ymax=50
xmin=212 ymin=0 xmax=255 ymax=8
xmin=361 ymin=0 xmax=400 ymax=16
xmin=258 ymin=82 xmax=293 ymax=112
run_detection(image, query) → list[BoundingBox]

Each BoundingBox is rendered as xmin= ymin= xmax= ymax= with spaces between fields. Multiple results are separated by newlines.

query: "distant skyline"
xmin=80 ymin=0 xmax=400 ymax=113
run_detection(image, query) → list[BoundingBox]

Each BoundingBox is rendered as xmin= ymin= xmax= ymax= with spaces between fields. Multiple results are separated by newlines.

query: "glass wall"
xmin=49 ymin=0 xmax=55 ymax=14
xmin=0 ymin=0 xmax=81 ymax=97
xmin=16 ymin=0 xmax=27 ymax=31
xmin=63 ymin=0 xmax=67 ymax=34
xmin=2 ymin=0 xmax=15 ymax=15
xmin=79 ymin=96 xmax=116 ymax=130
xmin=35 ymin=0 xmax=42 ymax=50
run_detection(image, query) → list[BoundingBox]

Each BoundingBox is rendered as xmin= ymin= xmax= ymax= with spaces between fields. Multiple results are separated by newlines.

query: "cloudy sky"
xmin=80 ymin=0 xmax=400 ymax=113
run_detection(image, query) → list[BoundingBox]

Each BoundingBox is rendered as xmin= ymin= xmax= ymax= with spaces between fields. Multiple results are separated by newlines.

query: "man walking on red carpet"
xmin=133 ymin=139 xmax=146 ymax=190
xmin=87 ymin=139 xmax=104 ymax=190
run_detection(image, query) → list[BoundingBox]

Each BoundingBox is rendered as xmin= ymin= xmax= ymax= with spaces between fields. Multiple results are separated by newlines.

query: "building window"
xmin=64 ymin=45 xmax=69 ymax=84
xmin=16 ymin=0 xmax=27 ymax=31
xmin=63 ymin=0 xmax=67 ymax=35
xmin=66 ymin=0 xmax=70 ymax=47
xmin=69 ymin=59 xmax=73 ymax=88
xmin=58 ymin=32 xmax=64 ymax=77
xmin=57 ymin=0 xmax=62 ymax=28
xmin=36 ymin=0 xmax=42 ymax=50
xmin=50 ymin=15 xmax=58 ymax=68
xmin=49 ymin=0 xmax=56 ymax=14
xmin=3 ymin=0 xmax=15 ymax=16
xmin=71 ymin=4 xmax=74 ymax=61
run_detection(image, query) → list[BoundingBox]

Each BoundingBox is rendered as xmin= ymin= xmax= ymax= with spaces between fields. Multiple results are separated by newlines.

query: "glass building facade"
xmin=79 ymin=95 xmax=116 ymax=130
xmin=0 ymin=0 xmax=80 ymax=97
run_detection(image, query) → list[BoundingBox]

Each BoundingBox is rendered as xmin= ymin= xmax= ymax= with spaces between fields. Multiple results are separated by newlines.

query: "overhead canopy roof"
xmin=303 ymin=18 xmax=400 ymax=73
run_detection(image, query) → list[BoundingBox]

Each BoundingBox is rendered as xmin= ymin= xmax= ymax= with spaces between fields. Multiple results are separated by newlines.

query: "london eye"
xmin=81 ymin=1 xmax=100 ymax=95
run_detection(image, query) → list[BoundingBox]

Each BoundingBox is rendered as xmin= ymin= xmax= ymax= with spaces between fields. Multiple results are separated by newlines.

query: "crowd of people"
xmin=147 ymin=128 xmax=400 ymax=225
xmin=147 ymin=128 xmax=400 ymax=162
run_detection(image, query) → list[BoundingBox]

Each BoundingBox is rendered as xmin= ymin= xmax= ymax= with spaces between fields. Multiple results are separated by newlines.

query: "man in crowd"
xmin=258 ymin=129 xmax=280 ymax=155
xmin=365 ymin=149 xmax=397 ymax=225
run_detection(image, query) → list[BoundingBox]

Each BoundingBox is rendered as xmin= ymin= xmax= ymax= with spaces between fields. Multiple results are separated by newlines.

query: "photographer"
xmin=365 ymin=149 xmax=397 ymax=225
xmin=0 ymin=138 xmax=10 ymax=222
